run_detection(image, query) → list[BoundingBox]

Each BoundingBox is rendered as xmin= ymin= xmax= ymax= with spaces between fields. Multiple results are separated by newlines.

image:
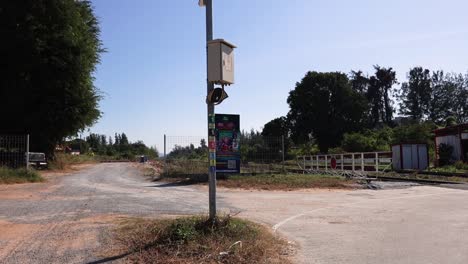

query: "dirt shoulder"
xmin=0 ymin=163 xmax=96 ymax=201
xmin=39 ymin=163 xmax=96 ymax=181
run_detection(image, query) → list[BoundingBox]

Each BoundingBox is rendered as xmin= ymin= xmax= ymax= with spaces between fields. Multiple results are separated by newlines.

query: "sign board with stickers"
xmin=215 ymin=114 xmax=240 ymax=173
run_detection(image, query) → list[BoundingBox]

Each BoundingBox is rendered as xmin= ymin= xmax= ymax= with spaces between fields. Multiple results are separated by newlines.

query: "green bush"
xmin=454 ymin=161 xmax=468 ymax=170
xmin=0 ymin=167 xmax=44 ymax=184
xmin=341 ymin=132 xmax=376 ymax=152
xmin=392 ymin=122 xmax=435 ymax=145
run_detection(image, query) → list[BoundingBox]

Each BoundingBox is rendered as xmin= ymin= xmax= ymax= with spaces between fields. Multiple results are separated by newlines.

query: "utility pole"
xmin=205 ymin=0 xmax=217 ymax=220
xmin=200 ymin=0 xmax=236 ymax=220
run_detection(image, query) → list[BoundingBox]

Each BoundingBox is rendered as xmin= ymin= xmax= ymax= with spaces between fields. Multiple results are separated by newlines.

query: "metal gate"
xmin=297 ymin=151 xmax=392 ymax=174
xmin=0 ymin=134 xmax=29 ymax=168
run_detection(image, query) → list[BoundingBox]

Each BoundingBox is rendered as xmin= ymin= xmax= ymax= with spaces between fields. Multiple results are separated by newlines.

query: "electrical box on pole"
xmin=208 ymin=39 xmax=236 ymax=85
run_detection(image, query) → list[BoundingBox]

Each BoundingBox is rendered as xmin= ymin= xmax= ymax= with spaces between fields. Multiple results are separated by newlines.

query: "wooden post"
xmin=352 ymin=153 xmax=355 ymax=171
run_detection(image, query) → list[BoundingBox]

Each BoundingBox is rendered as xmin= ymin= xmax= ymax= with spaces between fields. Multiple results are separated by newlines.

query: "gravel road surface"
xmin=1 ymin=163 xmax=468 ymax=264
xmin=0 ymin=163 xmax=210 ymax=263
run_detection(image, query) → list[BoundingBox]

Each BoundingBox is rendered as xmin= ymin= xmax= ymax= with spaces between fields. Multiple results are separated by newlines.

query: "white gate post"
xmin=361 ymin=153 xmax=364 ymax=172
xmin=341 ymin=154 xmax=344 ymax=171
xmin=325 ymin=155 xmax=328 ymax=171
xmin=375 ymin=152 xmax=379 ymax=172
xmin=302 ymin=156 xmax=305 ymax=174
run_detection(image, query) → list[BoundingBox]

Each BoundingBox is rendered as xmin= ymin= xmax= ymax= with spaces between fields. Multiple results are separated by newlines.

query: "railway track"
xmin=286 ymin=168 xmax=464 ymax=185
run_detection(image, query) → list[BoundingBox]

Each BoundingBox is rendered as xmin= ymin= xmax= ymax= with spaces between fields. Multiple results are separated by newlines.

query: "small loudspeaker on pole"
xmin=206 ymin=84 xmax=228 ymax=105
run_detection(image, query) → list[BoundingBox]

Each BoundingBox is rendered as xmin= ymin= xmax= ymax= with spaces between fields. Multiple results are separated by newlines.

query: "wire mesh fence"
xmin=0 ymin=134 xmax=29 ymax=168
xmin=162 ymin=135 xmax=285 ymax=176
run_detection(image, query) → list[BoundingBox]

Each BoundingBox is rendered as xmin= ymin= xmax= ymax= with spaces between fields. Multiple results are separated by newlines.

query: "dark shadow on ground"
xmin=145 ymin=180 xmax=201 ymax=188
xmin=87 ymin=252 xmax=132 ymax=264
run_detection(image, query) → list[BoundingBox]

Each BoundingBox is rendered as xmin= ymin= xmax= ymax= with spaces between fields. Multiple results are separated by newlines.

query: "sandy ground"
xmin=1 ymin=163 xmax=468 ymax=263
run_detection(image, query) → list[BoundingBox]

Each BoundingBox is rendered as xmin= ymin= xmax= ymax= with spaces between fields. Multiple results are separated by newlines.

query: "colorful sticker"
xmin=208 ymin=141 xmax=216 ymax=150
xmin=209 ymin=152 xmax=216 ymax=160
xmin=208 ymin=114 xmax=215 ymax=123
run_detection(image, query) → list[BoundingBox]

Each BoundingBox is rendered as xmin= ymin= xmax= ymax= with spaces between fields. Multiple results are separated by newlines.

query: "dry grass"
xmin=0 ymin=167 xmax=44 ymax=184
xmin=48 ymin=153 xmax=99 ymax=171
xmin=217 ymin=173 xmax=356 ymax=190
xmin=110 ymin=215 xmax=293 ymax=264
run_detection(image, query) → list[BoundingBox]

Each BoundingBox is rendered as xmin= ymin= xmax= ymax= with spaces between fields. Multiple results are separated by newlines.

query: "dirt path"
xmin=0 ymin=163 xmax=209 ymax=263
xmin=1 ymin=163 xmax=468 ymax=263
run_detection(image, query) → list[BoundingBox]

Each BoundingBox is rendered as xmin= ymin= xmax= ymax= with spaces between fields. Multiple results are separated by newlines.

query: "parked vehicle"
xmin=28 ymin=152 xmax=48 ymax=169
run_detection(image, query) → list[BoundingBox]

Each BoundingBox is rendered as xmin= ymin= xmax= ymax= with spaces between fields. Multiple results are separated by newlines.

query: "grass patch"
xmin=370 ymin=171 xmax=468 ymax=183
xmin=429 ymin=162 xmax=468 ymax=175
xmin=112 ymin=215 xmax=292 ymax=264
xmin=164 ymin=159 xmax=209 ymax=176
xmin=218 ymin=173 xmax=356 ymax=190
xmin=0 ymin=167 xmax=44 ymax=184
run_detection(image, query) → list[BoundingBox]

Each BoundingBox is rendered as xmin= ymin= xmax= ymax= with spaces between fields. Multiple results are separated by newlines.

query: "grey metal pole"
xmin=26 ymin=134 xmax=30 ymax=170
xmin=205 ymin=0 xmax=217 ymax=220
xmin=164 ymin=134 xmax=166 ymax=158
xmin=281 ymin=135 xmax=285 ymax=172
xmin=163 ymin=134 xmax=167 ymax=176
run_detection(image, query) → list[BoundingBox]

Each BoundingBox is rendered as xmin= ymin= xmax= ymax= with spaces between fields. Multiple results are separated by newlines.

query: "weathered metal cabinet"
xmin=208 ymin=39 xmax=236 ymax=85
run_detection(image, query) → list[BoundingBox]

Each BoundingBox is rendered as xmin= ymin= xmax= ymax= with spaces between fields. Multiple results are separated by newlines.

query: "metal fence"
xmin=162 ymin=135 xmax=285 ymax=176
xmin=0 ymin=134 xmax=29 ymax=168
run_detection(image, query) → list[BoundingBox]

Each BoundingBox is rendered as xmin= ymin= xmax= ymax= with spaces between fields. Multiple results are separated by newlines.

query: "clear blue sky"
xmin=89 ymin=0 xmax=468 ymax=152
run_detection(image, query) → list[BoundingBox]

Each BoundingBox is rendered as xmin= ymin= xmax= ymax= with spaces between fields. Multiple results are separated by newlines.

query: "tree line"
xmin=263 ymin=66 xmax=468 ymax=153
xmin=66 ymin=133 xmax=158 ymax=159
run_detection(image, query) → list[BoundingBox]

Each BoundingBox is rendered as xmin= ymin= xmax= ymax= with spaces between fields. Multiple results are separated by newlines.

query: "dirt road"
xmin=0 ymin=163 xmax=210 ymax=263
xmin=1 ymin=163 xmax=468 ymax=264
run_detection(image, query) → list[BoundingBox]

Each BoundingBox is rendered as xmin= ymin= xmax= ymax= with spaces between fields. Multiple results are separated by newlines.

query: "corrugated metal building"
xmin=392 ymin=144 xmax=429 ymax=170
xmin=434 ymin=124 xmax=468 ymax=163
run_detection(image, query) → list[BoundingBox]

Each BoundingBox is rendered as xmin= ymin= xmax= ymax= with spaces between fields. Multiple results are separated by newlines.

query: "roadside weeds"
xmin=155 ymin=173 xmax=358 ymax=191
xmin=0 ymin=167 xmax=44 ymax=184
xmin=107 ymin=215 xmax=293 ymax=264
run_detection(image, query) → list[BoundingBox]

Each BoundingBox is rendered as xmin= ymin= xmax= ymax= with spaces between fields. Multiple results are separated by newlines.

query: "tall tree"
xmin=452 ymin=73 xmax=468 ymax=123
xmin=100 ymin=135 xmax=107 ymax=146
xmin=367 ymin=66 xmax=397 ymax=126
xmin=86 ymin=133 xmax=101 ymax=150
xmin=261 ymin=117 xmax=289 ymax=137
xmin=429 ymin=71 xmax=468 ymax=124
xmin=350 ymin=70 xmax=370 ymax=95
xmin=120 ymin=133 xmax=129 ymax=145
xmin=287 ymin=72 xmax=368 ymax=153
xmin=429 ymin=71 xmax=454 ymax=124
xmin=114 ymin=133 xmax=120 ymax=146
xmin=399 ymin=67 xmax=432 ymax=121
xmin=0 ymin=0 xmax=103 ymax=155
